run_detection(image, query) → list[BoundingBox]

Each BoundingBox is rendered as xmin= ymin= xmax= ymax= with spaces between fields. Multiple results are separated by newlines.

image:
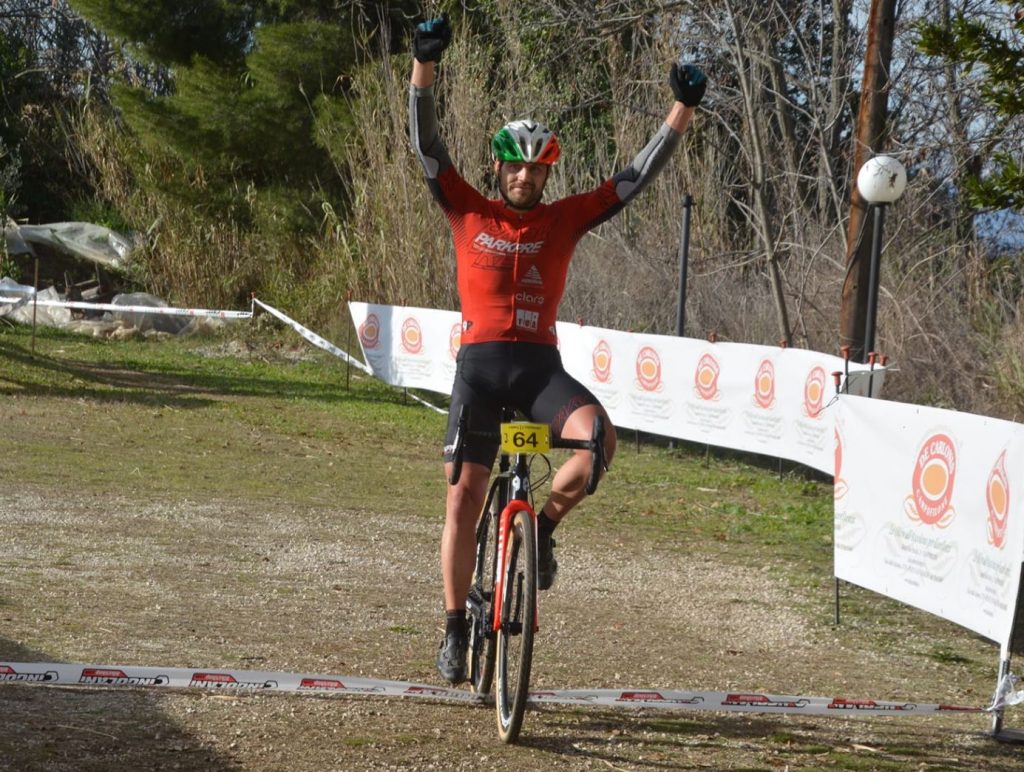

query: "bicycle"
xmin=447 ymin=406 xmax=606 ymax=743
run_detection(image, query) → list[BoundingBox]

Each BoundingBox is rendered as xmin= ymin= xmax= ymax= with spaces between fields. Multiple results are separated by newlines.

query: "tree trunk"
xmin=839 ymin=0 xmax=897 ymax=362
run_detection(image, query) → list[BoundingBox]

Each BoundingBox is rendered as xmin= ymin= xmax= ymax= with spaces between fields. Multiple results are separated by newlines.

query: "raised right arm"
xmin=409 ymin=59 xmax=453 ymax=182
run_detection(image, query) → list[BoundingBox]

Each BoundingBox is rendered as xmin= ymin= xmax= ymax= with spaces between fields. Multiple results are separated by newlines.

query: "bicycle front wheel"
xmin=469 ymin=492 xmax=500 ymax=696
xmin=495 ymin=509 xmax=536 ymax=744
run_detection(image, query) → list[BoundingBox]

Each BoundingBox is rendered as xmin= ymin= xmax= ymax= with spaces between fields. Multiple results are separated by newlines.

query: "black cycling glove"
xmin=669 ymin=63 xmax=707 ymax=107
xmin=413 ymin=16 xmax=452 ymax=63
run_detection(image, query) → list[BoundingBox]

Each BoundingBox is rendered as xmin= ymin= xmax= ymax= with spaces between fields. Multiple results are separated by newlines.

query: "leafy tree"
xmin=0 ymin=2 xmax=115 ymax=222
xmin=69 ymin=1 xmax=416 ymax=236
xmin=918 ymin=2 xmax=1024 ymax=208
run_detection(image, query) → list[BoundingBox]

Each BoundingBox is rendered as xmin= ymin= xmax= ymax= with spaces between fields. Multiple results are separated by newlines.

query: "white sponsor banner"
xmin=347 ymin=302 xmax=883 ymax=473
xmin=556 ymin=325 xmax=881 ymax=474
xmin=834 ymin=395 xmax=1024 ymax=648
xmin=349 ymin=302 xmax=461 ymax=393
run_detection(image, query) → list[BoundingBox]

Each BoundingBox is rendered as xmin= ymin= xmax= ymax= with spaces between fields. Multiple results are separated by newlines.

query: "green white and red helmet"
xmin=491 ymin=119 xmax=561 ymax=165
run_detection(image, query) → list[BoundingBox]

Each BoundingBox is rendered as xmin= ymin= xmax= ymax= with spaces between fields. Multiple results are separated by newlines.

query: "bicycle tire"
xmin=495 ymin=509 xmax=536 ymax=743
xmin=469 ymin=485 xmax=501 ymax=695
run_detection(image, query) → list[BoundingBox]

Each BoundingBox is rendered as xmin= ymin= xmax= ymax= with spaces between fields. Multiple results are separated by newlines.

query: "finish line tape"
xmin=0 ymin=662 xmax=992 ymax=717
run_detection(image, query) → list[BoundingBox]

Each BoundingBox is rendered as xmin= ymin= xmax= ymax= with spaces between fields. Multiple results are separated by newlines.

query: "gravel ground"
xmin=2 ymin=490 xmax=1022 ymax=770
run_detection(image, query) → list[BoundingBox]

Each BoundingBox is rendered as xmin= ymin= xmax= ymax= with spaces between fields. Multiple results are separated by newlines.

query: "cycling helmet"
xmin=491 ymin=119 xmax=561 ymax=165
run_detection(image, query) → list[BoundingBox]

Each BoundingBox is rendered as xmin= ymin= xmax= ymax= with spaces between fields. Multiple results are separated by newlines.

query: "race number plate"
xmin=500 ymin=422 xmax=551 ymax=454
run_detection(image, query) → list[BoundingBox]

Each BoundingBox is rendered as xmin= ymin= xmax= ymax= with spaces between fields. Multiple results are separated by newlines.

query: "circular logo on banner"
xmin=358 ymin=313 xmax=380 ymax=350
xmin=448 ymin=323 xmax=462 ymax=360
xmin=401 ymin=317 xmax=423 ymax=354
xmin=986 ymin=450 xmax=1010 ymax=549
xmin=694 ymin=353 xmax=720 ymax=401
xmin=905 ymin=432 xmax=957 ymax=528
xmin=635 ymin=346 xmax=662 ymax=392
xmin=753 ymin=359 xmax=775 ymax=409
xmin=803 ymin=366 xmax=826 ymax=419
xmin=834 ymin=428 xmax=848 ymax=499
xmin=592 ymin=340 xmax=612 ymax=383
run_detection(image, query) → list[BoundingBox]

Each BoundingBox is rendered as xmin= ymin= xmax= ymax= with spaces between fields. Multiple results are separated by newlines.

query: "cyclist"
xmin=409 ymin=16 xmax=707 ymax=684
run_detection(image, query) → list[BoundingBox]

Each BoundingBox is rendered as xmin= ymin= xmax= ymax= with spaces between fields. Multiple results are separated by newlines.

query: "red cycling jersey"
xmin=433 ymin=166 xmax=623 ymax=346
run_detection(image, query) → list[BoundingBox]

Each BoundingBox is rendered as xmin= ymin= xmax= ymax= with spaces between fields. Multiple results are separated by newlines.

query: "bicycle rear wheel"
xmin=495 ymin=509 xmax=536 ymax=743
xmin=468 ymin=485 xmax=501 ymax=695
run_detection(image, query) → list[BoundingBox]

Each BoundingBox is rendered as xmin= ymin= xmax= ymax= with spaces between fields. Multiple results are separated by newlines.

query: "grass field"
xmin=1 ymin=322 xmax=1021 ymax=770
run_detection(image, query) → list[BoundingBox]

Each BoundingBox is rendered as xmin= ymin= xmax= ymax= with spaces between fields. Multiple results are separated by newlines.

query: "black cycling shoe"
xmin=537 ymin=532 xmax=558 ymax=591
xmin=435 ymin=632 xmax=468 ymax=684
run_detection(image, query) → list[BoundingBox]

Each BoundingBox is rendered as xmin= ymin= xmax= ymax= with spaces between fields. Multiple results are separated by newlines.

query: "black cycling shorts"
xmin=443 ymin=341 xmax=600 ymax=468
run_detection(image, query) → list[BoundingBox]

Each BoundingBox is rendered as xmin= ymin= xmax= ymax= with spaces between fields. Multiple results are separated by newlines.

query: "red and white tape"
xmin=1 ymin=661 xmax=996 ymax=717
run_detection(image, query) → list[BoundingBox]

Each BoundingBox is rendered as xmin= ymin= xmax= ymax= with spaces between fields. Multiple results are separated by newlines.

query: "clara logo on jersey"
xmin=694 ymin=353 xmax=721 ymax=401
xmin=592 ymin=340 xmax=612 ymax=383
xmin=904 ymin=432 xmax=957 ymax=528
xmin=635 ymin=346 xmax=662 ymax=392
xmin=986 ymin=450 xmax=1010 ymax=549
xmin=358 ymin=313 xmax=380 ymax=350
xmin=401 ymin=316 xmax=423 ymax=354
xmin=753 ymin=359 xmax=776 ymax=409
xmin=802 ymin=366 xmax=826 ymax=419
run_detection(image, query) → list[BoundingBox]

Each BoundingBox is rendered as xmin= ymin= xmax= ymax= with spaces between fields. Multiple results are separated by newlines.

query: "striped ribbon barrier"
xmin=3 ymin=661 xmax=1014 ymax=718
xmin=0 ymin=294 xmax=253 ymax=319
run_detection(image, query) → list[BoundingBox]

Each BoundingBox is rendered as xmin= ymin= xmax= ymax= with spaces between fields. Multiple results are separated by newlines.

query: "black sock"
xmin=537 ymin=510 xmax=559 ymax=537
xmin=445 ymin=609 xmax=467 ymax=639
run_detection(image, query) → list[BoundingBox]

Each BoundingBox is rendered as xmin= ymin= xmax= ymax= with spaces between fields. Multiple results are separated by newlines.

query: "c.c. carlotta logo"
xmin=753 ymin=358 xmax=775 ymax=409
xmin=986 ymin=449 xmax=1010 ymax=549
xmin=833 ymin=428 xmax=848 ymax=499
xmin=635 ymin=346 xmax=662 ymax=392
xmin=592 ymin=340 xmax=612 ymax=383
xmin=358 ymin=313 xmax=380 ymax=349
xmin=694 ymin=352 xmax=721 ymax=401
xmin=400 ymin=316 xmax=423 ymax=354
xmin=904 ymin=432 xmax=957 ymax=528
xmin=802 ymin=366 xmax=826 ymax=419
xmin=448 ymin=323 xmax=461 ymax=360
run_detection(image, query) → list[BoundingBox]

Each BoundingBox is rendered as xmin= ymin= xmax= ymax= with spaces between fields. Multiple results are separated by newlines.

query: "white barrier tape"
xmin=0 ymin=662 xmax=986 ymax=717
xmin=253 ymin=299 xmax=447 ymax=415
xmin=0 ymin=295 xmax=252 ymax=319
xmin=991 ymin=673 xmax=1024 ymax=710
xmin=253 ymin=299 xmax=372 ymax=375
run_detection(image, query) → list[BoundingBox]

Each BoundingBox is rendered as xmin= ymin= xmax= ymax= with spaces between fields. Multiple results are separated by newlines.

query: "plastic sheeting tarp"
xmin=3 ymin=221 xmax=134 ymax=271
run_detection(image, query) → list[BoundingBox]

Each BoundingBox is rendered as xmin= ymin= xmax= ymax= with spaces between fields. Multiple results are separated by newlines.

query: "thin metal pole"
xmin=863 ymin=203 xmax=886 ymax=362
xmin=345 ymin=289 xmax=353 ymax=389
xmin=31 ymin=258 xmax=39 ymax=353
xmin=834 ymin=578 xmax=841 ymax=625
xmin=675 ymin=194 xmax=693 ymax=337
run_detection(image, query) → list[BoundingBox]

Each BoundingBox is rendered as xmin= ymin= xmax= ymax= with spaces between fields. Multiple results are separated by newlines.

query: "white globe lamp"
xmin=856 ymin=155 xmax=907 ymax=204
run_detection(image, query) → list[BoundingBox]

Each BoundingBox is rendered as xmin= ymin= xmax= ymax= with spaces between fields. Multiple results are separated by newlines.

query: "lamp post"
xmin=855 ymin=155 xmax=906 ymax=361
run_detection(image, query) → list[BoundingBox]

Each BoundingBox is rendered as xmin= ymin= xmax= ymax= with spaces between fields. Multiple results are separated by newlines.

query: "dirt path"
xmin=1 ymin=490 xmax=1020 ymax=770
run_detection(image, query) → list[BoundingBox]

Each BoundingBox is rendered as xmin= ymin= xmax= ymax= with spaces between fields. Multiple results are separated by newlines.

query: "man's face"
xmin=496 ymin=161 xmax=550 ymax=211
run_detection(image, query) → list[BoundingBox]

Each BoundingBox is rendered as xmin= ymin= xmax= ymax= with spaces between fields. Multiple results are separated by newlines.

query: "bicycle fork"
xmin=492 ymin=499 xmax=540 ymax=634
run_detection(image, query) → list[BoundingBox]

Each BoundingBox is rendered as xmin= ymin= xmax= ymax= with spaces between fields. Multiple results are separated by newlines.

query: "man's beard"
xmin=498 ymin=177 xmax=545 ymax=210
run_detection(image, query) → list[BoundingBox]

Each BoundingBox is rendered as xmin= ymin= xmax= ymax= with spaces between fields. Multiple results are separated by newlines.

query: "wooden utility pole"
xmin=839 ymin=0 xmax=897 ymax=362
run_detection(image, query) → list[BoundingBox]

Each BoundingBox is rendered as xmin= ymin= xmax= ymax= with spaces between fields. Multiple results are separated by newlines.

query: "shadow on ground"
xmin=0 ymin=637 xmax=237 ymax=771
